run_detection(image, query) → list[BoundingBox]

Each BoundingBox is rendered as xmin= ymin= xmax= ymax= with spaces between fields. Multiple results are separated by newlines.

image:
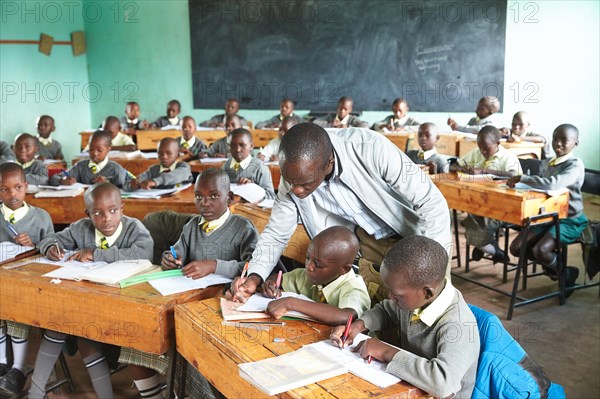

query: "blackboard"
xmin=189 ymin=0 xmax=506 ymax=112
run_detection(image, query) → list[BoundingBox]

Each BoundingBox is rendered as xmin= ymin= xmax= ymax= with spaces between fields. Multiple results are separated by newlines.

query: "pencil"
xmin=275 ymin=270 xmax=283 ymax=297
xmin=341 ymin=314 xmax=353 ymax=350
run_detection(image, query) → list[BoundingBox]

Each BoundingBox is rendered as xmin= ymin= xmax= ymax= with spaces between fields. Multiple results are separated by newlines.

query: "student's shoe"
xmin=0 ymin=368 xmax=26 ymax=396
xmin=0 ymin=364 xmax=9 ymax=378
xmin=565 ymin=266 xmax=579 ymax=299
xmin=491 ymin=249 xmax=509 ymax=263
xmin=472 ymin=247 xmax=484 ymax=261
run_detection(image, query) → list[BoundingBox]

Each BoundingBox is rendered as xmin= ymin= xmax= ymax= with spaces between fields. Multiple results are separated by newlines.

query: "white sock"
xmin=134 ymin=373 xmax=164 ymax=399
xmin=480 ymin=244 xmax=496 ymax=255
xmin=10 ymin=337 xmax=28 ymax=371
xmin=0 ymin=327 xmax=7 ymax=365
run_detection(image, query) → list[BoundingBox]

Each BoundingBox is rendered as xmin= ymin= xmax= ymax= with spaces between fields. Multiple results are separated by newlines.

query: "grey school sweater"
xmin=255 ymin=114 xmax=303 ymax=129
xmin=36 ymin=139 xmax=64 ymax=160
xmin=179 ymin=139 xmax=207 ymax=159
xmin=360 ymin=288 xmax=479 ymax=399
xmin=165 ymin=214 xmax=259 ymax=278
xmin=520 ymin=157 xmax=585 ymax=218
xmin=23 ymin=160 xmax=49 ymax=185
xmin=199 ymin=114 xmax=249 ymax=128
xmin=0 ymin=204 xmax=54 ymax=245
xmin=0 ymin=141 xmax=15 ymax=163
xmin=49 ymin=159 xmax=131 ymax=188
xmin=39 ymin=215 xmax=153 ymax=262
xmin=222 ymin=157 xmax=276 ymax=200
xmin=205 ymin=137 xmax=229 ymax=157
xmin=124 ymin=162 xmax=192 ymax=191
xmin=406 ymin=150 xmax=450 ymax=174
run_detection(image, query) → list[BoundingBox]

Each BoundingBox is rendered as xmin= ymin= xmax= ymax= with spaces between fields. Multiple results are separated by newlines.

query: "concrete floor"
xmin=18 ymin=198 xmax=600 ymax=398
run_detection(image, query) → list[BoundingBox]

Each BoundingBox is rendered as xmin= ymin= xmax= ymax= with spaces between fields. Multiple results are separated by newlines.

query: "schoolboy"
xmin=406 ymin=123 xmax=450 ymax=174
xmin=200 ymin=98 xmax=249 ymax=128
xmin=448 ymin=96 xmax=500 ymax=134
xmin=29 ymin=182 xmax=153 ymax=399
xmin=13 ymin=133 xmax=48 ymax=185
xmin=125 ymin=137 xmax=192 ymax=191
xmin=120 ymin=101 xmax=150 ymax=132
xmin=119 ymin=169 xmax=258 ymax=399
xmin=204 ymin=114 xmax=242 ymax=158
xmin=255 ymin=98 xmax=303 ymax=129
xmin=35 ymin=115 xmax=64 ymax=160
xmin=0 ymin=141 xmax=15 ymax=163
xmin=257 ymin=116 xmax=298 ymax=162
xmin=152 ymin=99 xmax=182 ymax=128
xmin=451 ymin=126 xmax=522 ymax=261
xmin=50 ymin=130 xmax=132 ymax=188
xmin=179 ymin=116 xmax=207 ymax=161
xmin=84 ymin=116 xmax=136 ymax=152
xmin=372 ymin=98 xmax=420 ymax=132
xmin=262 ymin=226 xmax=370 ymax=324
xmin=0 ymin=163 xmax=54 ymax=396
xmin=330 ymin=236 xmax=480 ymax=399
xmin=222 ymin=128 xmax=275 ymax=201
xmin=504 ymin=111 xmax=550 ymax=159
xmin=314 ymin=96 xmax=369 ymax=128
xmin=508 ymin=124 xmax=586 ymax=288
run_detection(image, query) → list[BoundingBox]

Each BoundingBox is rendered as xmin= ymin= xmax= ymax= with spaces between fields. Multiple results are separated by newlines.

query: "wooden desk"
xmin=437 ymin=134 xmax=465 ymax=156
xmin=231 ymin=203 xmax=309 ymax=264
xmin=383 ymin=132 xmax=416 ymax=153
xmin=432 ymin=173 xmax=568 ymax=225
xmin=252 ymin=129 xmax=279 ymax=147
xmin=175 ymin=298 xmax=426 ymax=399
xmin=458 ymin=139 xmax=544 ymax=159
xmin=27 ymin=186 xmax=197 ymax=224
xmin=0 ymin=262 xmax=221 ymax=354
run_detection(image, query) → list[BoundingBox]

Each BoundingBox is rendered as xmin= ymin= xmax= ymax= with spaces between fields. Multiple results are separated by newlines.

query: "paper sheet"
xmin=230 ymin=183 xmax=266 ymax=203
xmin=38 ymin=183 xmax=90 ymax=191
xmin=237 ymin=292 xmax=312 ymax=312
xmin=120 ymin=183 xmax=192 ymax=199
xmin=149 ymin=273 xmax=232 ymax=296
xmin=511 ymin=182 xmax=569 ymax=197
xmin=36 ymin=250 xmax=107 ymax=269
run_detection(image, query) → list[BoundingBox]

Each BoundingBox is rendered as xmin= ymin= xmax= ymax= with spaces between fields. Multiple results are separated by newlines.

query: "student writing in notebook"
xmin=331 ymin=236 xmax=480 ymax=399
xmin=371 ymin=98 xmax=420 ymax=132
xmin=222 ymin=128 xmax=275 ymax=201
xmin=179 ymin=116 xmax=208 ymax=161
xmin=204 ymin=114 xmax=242 ymax=158
xmin=255 ymin=98 xmax=303 ymax=129
xmin=508 ymin=124 xmax=586 ymax=290
xmin=12 ymin=133 xmax=48 ymax=185
xmin=313 ymin=96 xmax=369 ymax=128
xmin=200 ymin=98 xmax=249 ymax=128
xmin=262 ymin=226 xmax=370 ymax=324
xmin=447 ymin=96 xmax=500 ymax=134
xmin=0 ymin=163 xmax=54 ymax=396
xmin=35 ymin=114 xmax=64 ymax=160
xmin=29 ymin=182 xmax=153 ymax=399
xmin=125 ymin=137 xmax=192 ymax=191
xmin=152 ymin=99 xmax=182 ymax=128
xmin=257 ymin=116 xmax=299 ymax=162
xmin=122 ymin=169 xmax=258 ymax=399
xmin=405 ymin=123 xmax=450 ymax=174
xmin=51 ymin=130 xmax=132 ymax=188
xmin=450 ymin=126 xmax=522 ymax=262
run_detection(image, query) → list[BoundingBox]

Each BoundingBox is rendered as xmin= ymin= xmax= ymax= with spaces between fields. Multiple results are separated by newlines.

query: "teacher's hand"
xmin=227 ymin=274 xmax=261 ymax=302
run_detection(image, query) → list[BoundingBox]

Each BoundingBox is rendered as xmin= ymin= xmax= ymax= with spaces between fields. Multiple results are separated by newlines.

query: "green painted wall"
xmin=3 ymin=1 xmax=598 ymax=168
xmin=0 ymin=0 xmax=91 ymax=162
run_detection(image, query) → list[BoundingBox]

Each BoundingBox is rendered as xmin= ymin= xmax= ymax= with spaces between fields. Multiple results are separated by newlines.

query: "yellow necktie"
xmin=233 ymin=162 xmax=240 ymax=171
xmin=8 ymin=213 xmax=16 ymax=224
xmin=201 ymin=222 xmax=216 ymax=234
xmin=410 ymin=312 xmax=421 ymax=324
xmin=90 ymin=164 xmax=98 ymax=174
xmin=550 ymin=159 xmax=557 ymax=166
xmin=418 ymin=152 xmax=425 ymax=160
xmin=182 ymin=142 xmax=190 ymax=149
xmin=314 ymin=286 xmax=326 ymax=303
xmin=99 ymin=236 xmax=109 ymax=249
xmin=484 ymin=159 xmax=495 ymax=169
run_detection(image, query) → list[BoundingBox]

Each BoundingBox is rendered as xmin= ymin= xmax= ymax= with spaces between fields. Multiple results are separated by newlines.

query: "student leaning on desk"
xmin=331 ymin=236 xmax=480 ymax=399
xmin=29 ymin=182 xmax=153 ymax=399
xmin=0 ymin=163 xmax=54 ymax=396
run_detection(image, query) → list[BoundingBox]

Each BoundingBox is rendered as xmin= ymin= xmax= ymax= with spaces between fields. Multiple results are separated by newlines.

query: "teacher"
xmin=231 ymin=123 xmax=451 ymax=303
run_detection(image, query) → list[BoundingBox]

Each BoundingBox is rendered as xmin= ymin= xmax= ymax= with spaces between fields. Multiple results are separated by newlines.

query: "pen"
xmin=275 ymin=270 xmax=283 ymax=297
xmin=232 ymin=262 xmax=250 ymax=303
xmin=61 ymin=170 xmax=70 ymax=180
xmin=170 ymin=245 xmax=177 ymax=259
xmin=6 ymin=223 xmax=18 ymax=237
xmin=341 ymin=314 xmax=353 ymax=350
xmin=240 ymin=261 xmax=249 ymax=279
xmin=52 ymin=242 xmax=64 ymax=259
xmin=367 ymin=355 xmax=372 ymax=364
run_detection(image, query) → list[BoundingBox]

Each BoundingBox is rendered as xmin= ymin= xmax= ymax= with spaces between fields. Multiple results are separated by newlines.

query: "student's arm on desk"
xmin=230 ymin=189 xmax=300 ymax=300
xmin=268 ymin=299 xmax=357 ymax=325
xmin=518 ymin=158 xmax=583 ymax=190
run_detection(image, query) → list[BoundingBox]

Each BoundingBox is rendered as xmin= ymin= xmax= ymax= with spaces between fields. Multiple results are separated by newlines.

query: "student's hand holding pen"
xmin=92 ymin=175 xmax=108 ymax=184
xmin=262 ymin=278 xmax=283 ymax=299
xmin=161 ymin=252 xmax=182 ymax=270
xmin=330 ymin=319 xmax=366 ymax=349
xmin=60 ymin=177 xmax=77 ymax=185
xmin=46 ymin=243 xmax=65 ymax=261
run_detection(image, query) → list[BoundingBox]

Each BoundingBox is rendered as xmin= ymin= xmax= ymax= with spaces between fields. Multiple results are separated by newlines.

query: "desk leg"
xmin=165 ymin=339 xmax=177 ymax=399
xmin=452 ymin=210 xmax=462 ymax=268
xmin=175 ymin=352 xmax=187 ymax=399
xmin=508 ymin=224 xmax=529 ymax=320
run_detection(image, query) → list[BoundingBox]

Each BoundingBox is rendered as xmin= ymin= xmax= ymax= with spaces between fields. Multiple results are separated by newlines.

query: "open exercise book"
xmin=148 ymin=273 xmax=233 ymax=296
xmin=120 ymin=183 xmax=192 ymax=199
xmin=34 ymin=183 xmax=90 ymax=198
xmin=456 ymin=172 xmax=506 ymax=182
xmin=507 ymin=182 xmax=570 ymax=197
xmin=43 ymin=258 xmax=157 ymax=287
xmin=238 ymin=333 xmax=400 ymax=395
xmin=0 ymin=242 xmax=36 ymax=264
xmin=221 ymin=293 xmax=315 ymax=321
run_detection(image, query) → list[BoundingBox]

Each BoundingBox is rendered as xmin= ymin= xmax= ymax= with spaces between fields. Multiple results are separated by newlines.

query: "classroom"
xmin=1 ymin=0 xmax=599 ymax=398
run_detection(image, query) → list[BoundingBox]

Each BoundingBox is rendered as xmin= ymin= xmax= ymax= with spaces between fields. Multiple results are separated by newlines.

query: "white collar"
xmin=180 ymin=136 xmax=196 ymax=147
xmin=16 ymin=159 xmax=35 ymax=169
xmin=126 ymin=118 xmax=138 ymax=124
xmin=549 ymin=152 xmax=573 ymax=165
xmin=335 ymin=114 xmax=350 ymax=126
xmin=198 ymin=209 xmax=231 ymax=234
xmin=159 ymin=161 xmax=178 ymax=173
xmin=88 ymin=157 xmax=109 ymax=172
xmin=2 ymin=202 xmax=29 ymax=224
xmin=230 ymin=155 xmax=252 ymax=170
xmin=95 ymin=222 xmax=123 ymax=248
xmin=419 ymin=148 xmax=438 ymax=159
xmin=414 ymin=278 xmax=456 ymax=327
xmin=37 ymin=134 xmax=53 ymax=145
